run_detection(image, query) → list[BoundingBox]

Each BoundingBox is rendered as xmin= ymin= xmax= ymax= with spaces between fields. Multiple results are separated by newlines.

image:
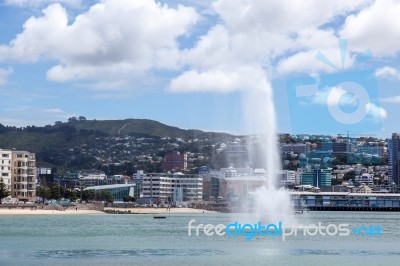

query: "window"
xmin=2 ymin=154 xmax=9 ymax=158
xmin=2 ymin=173 xmax=8 ymax=176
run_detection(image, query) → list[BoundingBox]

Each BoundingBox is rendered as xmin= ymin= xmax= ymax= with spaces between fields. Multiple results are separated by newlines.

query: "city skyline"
xmin=0 ymin=0 xmax=400 ymax=138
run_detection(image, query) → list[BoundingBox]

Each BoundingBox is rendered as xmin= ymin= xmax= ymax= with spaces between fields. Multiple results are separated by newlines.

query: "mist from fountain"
xmin=241 ymin=76 xmax=295 ymax=225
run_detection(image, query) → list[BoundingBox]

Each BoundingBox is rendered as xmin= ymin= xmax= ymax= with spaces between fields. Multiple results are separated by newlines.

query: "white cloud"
xmin=3 ymin=0 xmax=399 ymax=94
xmin=4 ymin=0 xmax=82 ymax=8
xmin=340 ymin=0 xmax=400 ymax=56
xmin=0 ymin=0 xmax=199 ymax=85
xmin=170 ymin=0 xmax=369 ymax=92
xmin=375 ymin=66 xmax=400 ymax=80
xmin=381 ymin=95 xmax=400 ymax=103
xmin=168 ymin=65 xmax=269 ymax=93
xmin=0 ymin=106 xmax=74 ymax=126
xmin=0 ymin=67 xmax=13 ymax=86
xmin=366 ymin=102 xmax=387 ymax=120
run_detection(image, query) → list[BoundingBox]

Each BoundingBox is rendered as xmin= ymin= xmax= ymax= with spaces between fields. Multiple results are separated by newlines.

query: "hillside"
xmin=0 ymin=119 xmax=235 ymax=172
xmin=65 ymin=118 xmax=233 ymax=139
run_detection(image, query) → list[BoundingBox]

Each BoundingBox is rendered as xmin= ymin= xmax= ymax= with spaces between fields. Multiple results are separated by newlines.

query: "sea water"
xmin=0 ymin=212 xmax=399 ymax=266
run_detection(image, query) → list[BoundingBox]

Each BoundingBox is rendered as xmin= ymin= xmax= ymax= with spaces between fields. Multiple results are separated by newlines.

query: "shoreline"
xmin=104 ymin=207 xmax=216 ymax=214
xmin=0 ymin=208 xmax=103 ymax=215
xmin=0 ymin=207 xmax=215 ymax=215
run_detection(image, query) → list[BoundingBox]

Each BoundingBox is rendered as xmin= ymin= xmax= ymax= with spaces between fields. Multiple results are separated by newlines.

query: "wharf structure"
xmin=290 ymin=191 xmax=400 ymax=211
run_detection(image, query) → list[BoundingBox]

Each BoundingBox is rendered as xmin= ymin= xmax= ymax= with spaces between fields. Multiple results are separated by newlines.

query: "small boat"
xmin=153 ymin=216 xmax=167 ymax=219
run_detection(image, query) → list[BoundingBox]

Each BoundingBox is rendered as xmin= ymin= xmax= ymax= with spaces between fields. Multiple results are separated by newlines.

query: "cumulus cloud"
xmin=0 ymin=0 xmax=199 ymax=85
xmin=375 ymin=66 xmax=400 ymax=80
xmin=168 ymin=65 xmax=269 ymax=93
xmin=170 ymin=0 xmax=369 ymax=93
xmin=0 ymin=67 xmax=13 ymax=86
xmin=366 ymin=102 xmax=387 ymax=120
xmin=3 ymin=0 xmax=400 ymax=94
xmin=340 ymin=0 xmax=400 ymax=56
xmin=380 ymin=95 xmax=400 ymax=103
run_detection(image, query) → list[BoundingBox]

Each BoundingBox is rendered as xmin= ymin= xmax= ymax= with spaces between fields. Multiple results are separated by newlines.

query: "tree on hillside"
xmin=68 ymin=117 xmax=78 ymax=122
xmin=78 ymin=116 xmax=87 ymax=121
xmin=0 ymin=178 xmax=11 ymax=204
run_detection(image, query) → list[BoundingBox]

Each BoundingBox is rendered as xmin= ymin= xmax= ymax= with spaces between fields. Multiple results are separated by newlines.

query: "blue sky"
xmin=0 ymin=0 xmax=399 ymax=137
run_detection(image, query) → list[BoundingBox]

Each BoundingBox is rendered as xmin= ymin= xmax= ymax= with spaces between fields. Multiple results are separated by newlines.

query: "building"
xmin=11 ymin=150 xmax=36 ymax=201
xmin=36 ymin=167 xmax=51 ymax=176
xmin=132 ymin=170 xmax=145 ymax=199
xmin=225 ymin=141 xmax=248 ymax=167
xmin=290 ymin=191 xmax=400 ymax=208
xmin=280 ymin=144 xmax=309 ymax=154
xmin=355 ymin=173 xmax=374 ymax=187
xmin=388 ymin=133 xmax=400 ymax=186
xmin=161 ymin=152 xmax=187 ymax=171
xmin=318 ymin=142 xmax=353 ymax=156
xmin=301 ymin=168 xmax=332 ymax=187
xmin=142 ymin=172 xmax=202 ymax=204
xmin=356 ymin=144 xmax=386 ymax=157
xmin=84 ymin=183 xmax=135 ymax=202
xmin=0 ymin=149 xmax=12 ymax=200
xmin=218 ymin=175 xmax=265 ymax=200
xmin=79 ymin=170 xmax=107 ymax=187
xmin=279 ymin=170 xmax=296 ymax=183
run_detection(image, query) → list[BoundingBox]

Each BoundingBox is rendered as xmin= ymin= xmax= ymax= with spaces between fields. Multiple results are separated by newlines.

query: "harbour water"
xmin=1 ymin=211 xmax=400 ymax=265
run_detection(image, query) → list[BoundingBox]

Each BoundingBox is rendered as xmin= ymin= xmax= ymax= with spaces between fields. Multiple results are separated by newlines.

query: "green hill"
xmin=0 ymin=119 xmax=235 ymax=171
xmin=66 ymin=118 xmax=233 ymax=139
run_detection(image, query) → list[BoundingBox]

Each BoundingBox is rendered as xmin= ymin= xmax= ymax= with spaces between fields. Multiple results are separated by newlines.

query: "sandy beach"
xmin=0 ymin=207 xmax=213 ymax=215
xmin=104 ymin=207 xmax=216 ymax=214
xmin=0 ymin=208 xmax=103 ymax=215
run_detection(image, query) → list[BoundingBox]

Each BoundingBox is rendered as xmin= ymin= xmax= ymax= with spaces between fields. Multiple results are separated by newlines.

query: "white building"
xmin=355 ymin=173 xmax=374 ymax=187
xmin=36 ymin=167 xmax=51 ymax=176
xmin=142 ymin=173 xmax=202 ymax=204
xmin=11 ymin=150 xmax=36 ymax=201
xmin=0 ymin=149 xmax=12 ymax=199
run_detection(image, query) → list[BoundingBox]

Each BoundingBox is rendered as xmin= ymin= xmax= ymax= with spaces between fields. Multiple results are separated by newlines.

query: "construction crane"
xmin=337 ymin=131 xmax=377 ymax=143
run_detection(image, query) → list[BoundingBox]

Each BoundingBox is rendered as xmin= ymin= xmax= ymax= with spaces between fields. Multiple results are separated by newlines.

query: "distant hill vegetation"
xmin=0 ymin=119 xmax=235 ymax=170
xmin=66 ymin=118 xmax=233 ymax=139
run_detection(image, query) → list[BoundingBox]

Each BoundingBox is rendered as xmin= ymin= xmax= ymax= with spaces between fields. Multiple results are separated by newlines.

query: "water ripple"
xmin=32 ymin=249 xmax=227 ymax=259
xmin=288 ymin=249 xmax=400 ymax=256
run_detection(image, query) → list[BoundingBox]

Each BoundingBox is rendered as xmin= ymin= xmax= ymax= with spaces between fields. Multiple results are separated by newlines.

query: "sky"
xmin=0 ymin=0 xmax=399 ymax=137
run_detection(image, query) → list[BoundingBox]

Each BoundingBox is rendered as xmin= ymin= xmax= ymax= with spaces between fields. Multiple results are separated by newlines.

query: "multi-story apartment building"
xmin=1 ymin=149 xmax=36 ymax=202
xmin=0 ymin=149 xmax=13 ymax=199
xmin=142 ymin=173 xmax=202 ymax=204
xmin=11 ymin=151 xmax=36 ymax=201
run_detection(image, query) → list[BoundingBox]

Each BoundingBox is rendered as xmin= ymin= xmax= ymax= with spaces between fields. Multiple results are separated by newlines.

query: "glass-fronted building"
xmin=301 ymin=169 xmax=331 ymax=187
xmin=84 ymin=184 xmax=135 ymax=202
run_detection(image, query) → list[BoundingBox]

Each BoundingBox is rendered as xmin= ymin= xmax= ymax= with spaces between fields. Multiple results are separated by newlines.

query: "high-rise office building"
xmin=388 ymin=133 xmax=400 ymax=186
